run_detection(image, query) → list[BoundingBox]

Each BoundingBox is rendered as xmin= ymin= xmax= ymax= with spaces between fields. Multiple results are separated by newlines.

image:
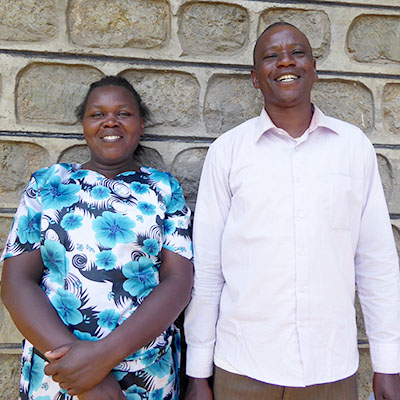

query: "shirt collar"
xmin=254 ymin=104 xmax=340 ymax=143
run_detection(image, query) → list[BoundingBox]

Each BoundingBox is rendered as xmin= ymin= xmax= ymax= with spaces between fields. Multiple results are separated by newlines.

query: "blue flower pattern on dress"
xmin=93 ymin=211 xmax=136 ymax=248
xmin=3 ymin=163 xmax=192 ymax=400
xmin=122 ymin=257 xmax=158 ymax=298
xmin=17 ymin=206 xmax=41 ymax=245
xmin=61 ymin=212 xmax=83 ymax=230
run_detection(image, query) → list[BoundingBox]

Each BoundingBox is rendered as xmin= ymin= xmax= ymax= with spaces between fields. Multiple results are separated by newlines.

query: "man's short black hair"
xmin=252 ymin=22 xmax=313 ymax=65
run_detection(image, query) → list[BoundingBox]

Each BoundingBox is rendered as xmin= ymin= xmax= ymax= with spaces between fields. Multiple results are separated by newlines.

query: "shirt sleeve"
xmin=162 ymin=173 xmax=193 ymax=261
xmin=184 ymin=139 xmax=231 ymax=378
xmin=355 ymin=138 xmax=400 ymax=373
xmin=1 ymin=175 xmax=42 ymax=261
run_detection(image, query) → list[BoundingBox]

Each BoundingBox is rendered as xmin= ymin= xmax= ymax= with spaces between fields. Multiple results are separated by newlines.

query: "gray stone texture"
xmin=383 ymin=83 xmax=400 ymax=137
xmin=0 ymin=302 xmax=23 ymax=344
xmin=258 ymin=8 xmax=330 ymax=60
xmin=376 ymin=149 xmax=400 ymax=214
xmin=16 ymin=64 xmax=103 ymax=125
xmin=0 ymin=0 xmax=57 ymax=42
xmin=355 ymin=292 xmax=367 ymax=342
xmin=393 ymin=225 xmax=400 ymax=257
xmin=358 ymin=347 xmax=373 ymax=399
xmin=311 ymin=80 xmax=373 ymax=133
xmin=0 ymin=353 xmax=20 ymax=399
xmin=204 ymin=74 xmax=264 ymax=134
xmin=171 ymin=147 xmax=208 ymax=209
xmin=0 ymin=141 xmax=49 ymax=207
xmin=0 ymin=216 xmax=13 ymax=255
xmin=68 ymin=0 xmax=170 ymax=49
xmin=121 ymin=70 xmax=200 ymax=129
xmin=178 ymin=2 xmax=249 ymax=56
xmin=347 ymin=15 xmax=400 ymax=64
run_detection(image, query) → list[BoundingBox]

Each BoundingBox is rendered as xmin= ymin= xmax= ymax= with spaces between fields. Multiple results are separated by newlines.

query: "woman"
xmin=1 ymin=76 xmax=193 ymax=400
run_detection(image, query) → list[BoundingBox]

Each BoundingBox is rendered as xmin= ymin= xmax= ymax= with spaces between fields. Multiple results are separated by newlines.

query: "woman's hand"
xmin=44 ymin=340 xmax=113 ymax=395
xmin=78 ymin=373 xmax=126 ymax=400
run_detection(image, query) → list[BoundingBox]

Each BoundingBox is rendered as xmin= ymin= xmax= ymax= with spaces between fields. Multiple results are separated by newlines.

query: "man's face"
xmin=251 ymin=25 xmax=317 ymax=110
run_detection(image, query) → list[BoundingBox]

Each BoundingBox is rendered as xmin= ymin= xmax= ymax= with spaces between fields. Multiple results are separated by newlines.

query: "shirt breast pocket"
xmin=329 ymin=174 xmax=352 ymax=230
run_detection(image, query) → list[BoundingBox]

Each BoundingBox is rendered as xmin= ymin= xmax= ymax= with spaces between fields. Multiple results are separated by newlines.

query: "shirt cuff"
xmin=186 ymin=345 xmax=214 ymax=378
xmin=369 ymin=342 xmax=400 ymax=373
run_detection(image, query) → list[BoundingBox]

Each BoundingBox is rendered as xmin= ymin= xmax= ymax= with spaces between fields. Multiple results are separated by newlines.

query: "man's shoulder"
xmin=323 ymin=113 xmax=365 ymax=138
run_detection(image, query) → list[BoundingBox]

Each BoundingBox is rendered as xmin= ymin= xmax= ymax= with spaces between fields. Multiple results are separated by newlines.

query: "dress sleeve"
xmin=1 ymin=175 xmax=42 ymax=261
xmin=162 ymin=173 xmax=193 ymax=261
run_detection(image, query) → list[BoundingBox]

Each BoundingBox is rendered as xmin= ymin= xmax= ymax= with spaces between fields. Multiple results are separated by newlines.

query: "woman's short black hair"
xmin=76 ymin=75 xmax=150 ymax=121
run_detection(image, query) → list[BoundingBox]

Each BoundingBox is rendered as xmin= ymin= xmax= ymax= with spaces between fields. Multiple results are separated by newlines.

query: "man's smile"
xmin=276 ymin=74 xmax=299 ymax=83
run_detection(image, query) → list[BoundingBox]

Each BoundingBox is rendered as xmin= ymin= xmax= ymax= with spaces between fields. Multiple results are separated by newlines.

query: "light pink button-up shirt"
xmin=184 ymin=106 xmax=400 ymax=386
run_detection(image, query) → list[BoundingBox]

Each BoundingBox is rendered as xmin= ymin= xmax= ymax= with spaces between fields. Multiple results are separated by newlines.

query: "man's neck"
xmin=265 ymin=103 xmax=314 ymax=138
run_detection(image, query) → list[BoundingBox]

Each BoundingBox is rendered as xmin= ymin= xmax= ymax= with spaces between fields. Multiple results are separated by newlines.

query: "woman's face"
xmin=82 ymin=85 xmax=145 ymax=171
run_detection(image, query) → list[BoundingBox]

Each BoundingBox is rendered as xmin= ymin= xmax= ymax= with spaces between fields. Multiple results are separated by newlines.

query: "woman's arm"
xmin=1 ymin=249 xmax=77 ymax=353
xmin=44 ymin=248 xmax=193 ymax=395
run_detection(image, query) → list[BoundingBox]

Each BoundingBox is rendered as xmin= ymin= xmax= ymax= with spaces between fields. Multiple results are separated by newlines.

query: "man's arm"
xmin=184 ymin=140 xmax=232 ymax=398
xmin=354 ymin=138 xmax=400 ymax=400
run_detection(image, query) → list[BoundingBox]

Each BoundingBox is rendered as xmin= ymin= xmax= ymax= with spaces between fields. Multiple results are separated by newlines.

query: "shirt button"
xmin=297 ymin=248 xmax=306 ymax=256
xmin=296 ymin=211 xmax=304 ymax=218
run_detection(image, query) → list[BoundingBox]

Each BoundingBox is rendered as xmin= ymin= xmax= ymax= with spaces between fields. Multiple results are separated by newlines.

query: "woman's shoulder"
xmin=31 ymin=163 xmax=81 ymax=187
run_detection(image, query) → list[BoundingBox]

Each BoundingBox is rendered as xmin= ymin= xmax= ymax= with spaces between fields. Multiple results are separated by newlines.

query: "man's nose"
xmin=277 ymin=52 xmax=295 ymax=67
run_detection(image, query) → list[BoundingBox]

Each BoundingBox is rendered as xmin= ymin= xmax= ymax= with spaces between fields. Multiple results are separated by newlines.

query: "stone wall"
xmin=0 ymin=0 xmax=399 ymax=398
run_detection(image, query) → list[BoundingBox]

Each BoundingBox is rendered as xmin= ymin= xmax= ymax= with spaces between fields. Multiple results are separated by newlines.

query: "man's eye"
xmin=293 ymin=50 xmax=305 ymax=55
xmin=264 ymin=54 xmax=277 ymax=59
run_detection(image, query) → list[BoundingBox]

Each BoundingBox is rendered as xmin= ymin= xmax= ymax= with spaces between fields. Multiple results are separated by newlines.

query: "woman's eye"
xmin=264 ymin=54 xmax=277 ymax=59
xmin=118 ymin=111 xmax=132 ymax=117
xmin=293 ymin=50 xmax=305 ymax=55
xmin=90 ymin=112 xmax=103 ymax=118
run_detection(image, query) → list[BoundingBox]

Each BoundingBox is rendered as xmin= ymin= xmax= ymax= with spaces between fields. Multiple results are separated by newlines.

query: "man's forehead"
xmin=256 ymin=25 xmax=311 ymax=52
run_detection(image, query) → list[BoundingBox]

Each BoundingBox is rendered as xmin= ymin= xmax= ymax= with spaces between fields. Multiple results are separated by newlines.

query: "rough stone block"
xmin=0 ymin=352 xmax=20 ymax=400
xmin=258 ymin=8 xmax=330 ymax=59
xmin=383 ymin=83 xmax=400 ymax=137
xmin=121 ymin=70 xmax=200 ymax=129
xmin=311 ymin=79 xmax=373 ymax=133
xmin=178 ymin=2 xmax=249 ymax=56
xmin=392 ymin=223 xmax=400 ymax=257
xmin=355 ymin=291 xmax=367 ymax=342
xmin=204 ymin=74 xmax=264 ymax=134
xmin=16 ymin=63 xmax=103 ymax=125
xmin=347 ymin=15 xmax=400 ymax=64
xmin=68 ymin=0 xmax=169 ymax=49
xmin=375 ymin=149 xmax=400 ymax=214
xmin=0 ymin=301 xmax=22 ymax=344
xmin=58 ymin=144 xmax=166 ymax=171
xmin=0 ymin=141 xmax=49 ymax=207
xmin=0 ymin=215 xmax=13 ymax=255
xmin=357 ymin=347 xmax=373 ymax=400
xmin=171 ymin=147 xmax=208 ymax=210
xmin=0 ymin=0 xmax=57 ymax=42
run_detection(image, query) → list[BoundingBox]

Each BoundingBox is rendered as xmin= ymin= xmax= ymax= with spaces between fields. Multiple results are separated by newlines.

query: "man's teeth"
xmin=103 ymin=135 xmax=121 ymax=141
xmin=277 ymin=74 xmax=298 ymax=82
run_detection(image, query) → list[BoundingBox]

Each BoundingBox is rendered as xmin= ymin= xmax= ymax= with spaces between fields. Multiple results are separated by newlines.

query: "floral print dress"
xmin=1 ymin=163 xmax=193 ymax=400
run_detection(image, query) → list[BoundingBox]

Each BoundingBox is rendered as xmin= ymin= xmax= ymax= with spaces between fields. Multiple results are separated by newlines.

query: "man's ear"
xmin=251 ymin=69 xmax=259 ymax=89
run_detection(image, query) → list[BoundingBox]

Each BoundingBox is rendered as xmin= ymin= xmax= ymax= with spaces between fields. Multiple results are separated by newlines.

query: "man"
xmin=184 ymin=22 xmax=400 ymax=400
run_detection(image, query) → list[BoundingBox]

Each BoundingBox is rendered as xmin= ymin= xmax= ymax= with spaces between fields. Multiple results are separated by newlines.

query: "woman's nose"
xmin=102 ymin=114 xmax=119 ymax=127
